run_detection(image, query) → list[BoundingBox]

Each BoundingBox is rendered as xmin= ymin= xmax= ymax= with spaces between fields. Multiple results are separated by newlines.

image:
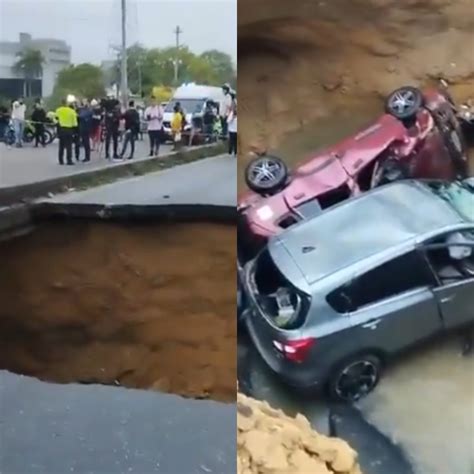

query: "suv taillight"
xmin=272 ymin=337 xmax=316 ymax=363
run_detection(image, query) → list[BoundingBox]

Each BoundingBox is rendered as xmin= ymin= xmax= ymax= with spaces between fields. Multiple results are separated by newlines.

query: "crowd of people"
xmin=0 ymin=83 xmax=238 ymax=166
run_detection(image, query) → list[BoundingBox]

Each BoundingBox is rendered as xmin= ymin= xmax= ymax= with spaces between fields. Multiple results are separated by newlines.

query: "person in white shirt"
xmin=144 ymin=96 xmax=164 ymax=156
xmin=227 ymin=91 xmax=237 ymax=156
xmin=220 ymin=83 xmax=232 ymax=138
xmin=11 ymin=98 xmax=26 ymax=147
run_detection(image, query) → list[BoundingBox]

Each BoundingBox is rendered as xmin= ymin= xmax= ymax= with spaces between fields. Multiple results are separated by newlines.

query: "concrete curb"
xmin=0 ymin=143 xmax=226 ymax=206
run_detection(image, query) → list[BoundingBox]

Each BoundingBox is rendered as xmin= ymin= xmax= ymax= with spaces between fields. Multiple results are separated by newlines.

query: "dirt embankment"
xmin=238 ymin=393 xmax=362 ymax=474
xmin=239 ymin=0 xmax=474 ymax=154
xmin=0 ymin=221 xmax=236 ymax=402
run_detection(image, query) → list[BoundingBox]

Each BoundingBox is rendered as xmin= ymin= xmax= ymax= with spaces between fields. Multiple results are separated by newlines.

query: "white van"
xmin=162 ymin=83 xmax=226 ymax=141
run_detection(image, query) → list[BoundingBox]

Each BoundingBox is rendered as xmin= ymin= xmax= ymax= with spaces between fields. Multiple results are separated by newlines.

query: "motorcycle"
xmin=2 ymin=121 xmax=15 ymax=146
xmin=23 ymin=120 xmax=54 ymax=145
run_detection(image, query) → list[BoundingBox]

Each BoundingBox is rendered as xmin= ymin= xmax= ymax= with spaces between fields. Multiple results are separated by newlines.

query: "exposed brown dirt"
xmin=0 ymin=221 xmax=236 ymax=402
xmin=238 ymin=393 xmax=362 ymax=474
xmin=239 ymin=0 xmax=474 ymax=157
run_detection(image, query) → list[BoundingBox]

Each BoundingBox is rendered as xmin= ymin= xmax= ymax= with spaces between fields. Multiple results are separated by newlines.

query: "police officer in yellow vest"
xmin=55 ymin=99 xmax=78 ymax=165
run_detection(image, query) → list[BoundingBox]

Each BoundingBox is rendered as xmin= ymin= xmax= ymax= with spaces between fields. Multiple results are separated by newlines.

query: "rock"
xmin=237 ymin=393 xmax=361 ymax=474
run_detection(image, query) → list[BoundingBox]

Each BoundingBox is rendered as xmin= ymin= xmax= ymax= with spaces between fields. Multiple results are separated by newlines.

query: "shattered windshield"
xmin=427 ymin=181 xmax=474 ymax=222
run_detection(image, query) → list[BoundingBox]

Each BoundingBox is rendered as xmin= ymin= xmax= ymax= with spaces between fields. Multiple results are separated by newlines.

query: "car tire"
xmin=327 ymin=353 xmax=382 ymax=403
xmin=385 ymin=86 xmax=423 ymax=121
xmin=244 ymin=155 xmax=289 ymax=195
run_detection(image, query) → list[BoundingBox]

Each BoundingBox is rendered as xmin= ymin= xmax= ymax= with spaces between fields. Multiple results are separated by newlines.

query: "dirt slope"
xmin=0 ymin=221 xmax=236 ymax=402
xmin=238 ymin=393 xmax=362 ymax=474
xmin=239 ymin=0 xmax=474 ymax=154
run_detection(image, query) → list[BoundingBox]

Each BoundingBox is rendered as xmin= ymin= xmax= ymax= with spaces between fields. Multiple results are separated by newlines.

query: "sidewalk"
xmin=0 ymin=140 xmax=173 ymax=188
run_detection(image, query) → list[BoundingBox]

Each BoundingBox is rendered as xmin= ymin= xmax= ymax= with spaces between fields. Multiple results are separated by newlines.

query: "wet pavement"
xmin=240 ymin=332 xmax=474 ymax=474
xmin=0 ymin=371 xmax=235 ymax=474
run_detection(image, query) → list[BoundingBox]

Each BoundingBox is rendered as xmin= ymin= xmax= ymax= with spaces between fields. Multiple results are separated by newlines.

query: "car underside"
xmin=238 ymin=85 xmax=470 ymax=263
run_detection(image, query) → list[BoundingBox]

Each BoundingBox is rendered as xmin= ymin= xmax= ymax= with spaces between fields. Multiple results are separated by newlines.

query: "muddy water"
xmin=358 ymin=337 xmax=474 ymax=474
xmin=0 ymin=221 xmax=236 ymax=402
xmin=244 ymin=117 xmax=474 ymax=473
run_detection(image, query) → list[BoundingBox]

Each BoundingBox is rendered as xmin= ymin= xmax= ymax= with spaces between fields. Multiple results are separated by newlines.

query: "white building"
xmin=0 ymin=32 xmax=71 ymax=98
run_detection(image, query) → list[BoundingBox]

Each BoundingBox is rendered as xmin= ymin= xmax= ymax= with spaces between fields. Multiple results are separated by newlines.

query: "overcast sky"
xmin=0 ymin=0 xmax=236 ymax=64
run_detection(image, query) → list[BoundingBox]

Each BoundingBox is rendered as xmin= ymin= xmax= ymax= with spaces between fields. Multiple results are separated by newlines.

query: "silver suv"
xmin=242 ymin=179 xmax=474 ymax=401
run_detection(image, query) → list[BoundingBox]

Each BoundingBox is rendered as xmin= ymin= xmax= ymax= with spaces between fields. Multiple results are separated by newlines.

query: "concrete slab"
xmin=0 ymin=371 xmax=236 ymax=474
xmin=39 ymin=154 xmax=236 ymax=207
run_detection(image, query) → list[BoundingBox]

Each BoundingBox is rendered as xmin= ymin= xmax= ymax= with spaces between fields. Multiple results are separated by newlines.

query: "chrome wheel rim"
xmin=249 ymin=158 xmax=283 ymax=188
xmin=335 ymin=360 xmax=378 ymax=401
xmin=388 ymin=89 xmax=416 ymax=115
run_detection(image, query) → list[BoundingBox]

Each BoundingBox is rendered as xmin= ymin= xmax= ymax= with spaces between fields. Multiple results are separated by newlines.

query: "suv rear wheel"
xmin=327 ymin=354 xmax=382 ymax=402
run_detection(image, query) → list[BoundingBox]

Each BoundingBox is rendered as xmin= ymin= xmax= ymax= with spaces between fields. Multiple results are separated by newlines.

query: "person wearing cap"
xmin=55 ymin=99 xmax=78 ymax=165
xmin=220 ymin=83 xmax=232 ymax=139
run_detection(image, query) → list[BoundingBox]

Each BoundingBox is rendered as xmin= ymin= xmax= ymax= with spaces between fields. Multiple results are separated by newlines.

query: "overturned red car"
xmin=238 ymin=86 xmax=469 ymax=258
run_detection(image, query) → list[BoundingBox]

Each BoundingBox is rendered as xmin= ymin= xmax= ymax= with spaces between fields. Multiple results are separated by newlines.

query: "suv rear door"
xmin=331 ymin=250 xmax=442 ymax=353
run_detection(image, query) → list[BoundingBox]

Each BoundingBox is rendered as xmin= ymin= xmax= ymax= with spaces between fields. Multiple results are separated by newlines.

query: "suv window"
xmin=327 ymin=251 xmax=435 ymax=313
xmin=422 ymin=230 xmax=474 ymax=284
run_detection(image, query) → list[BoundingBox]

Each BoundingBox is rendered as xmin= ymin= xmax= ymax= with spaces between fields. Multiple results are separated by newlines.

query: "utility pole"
xmin=120 ymin=0 xmax=128 ymax=106
xmin=137 ymin=60 xmax=142 ymax=98
xmin=173 ymin=25 xmax=182 ymax=85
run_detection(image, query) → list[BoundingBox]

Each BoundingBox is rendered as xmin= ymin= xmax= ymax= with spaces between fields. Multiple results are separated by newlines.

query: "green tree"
xmin=115 ymin=44 xmax=235 ymax=92
xmin=51 ymin=63 xmax=105 ymax=105
xmin=12 ymin=48 xmax=45 ymax=97
xmin=200 ymin=50 xmax=235 ymax=86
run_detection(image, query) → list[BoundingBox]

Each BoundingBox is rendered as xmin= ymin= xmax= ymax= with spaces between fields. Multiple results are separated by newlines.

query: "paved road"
xmin=41 ymin=154 xmax=236 ymax=206
xmin=0 ymin=371 xmax=235 ymax=474
xmin=0 ymin=140 xmax=173 ymax=188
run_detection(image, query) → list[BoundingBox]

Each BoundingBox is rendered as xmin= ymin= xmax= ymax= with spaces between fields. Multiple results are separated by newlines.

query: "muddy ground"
xmin=0 ymin=221 xmax=236 ymax=402
xmin=238 ymin=0 xmax=474 ymax=158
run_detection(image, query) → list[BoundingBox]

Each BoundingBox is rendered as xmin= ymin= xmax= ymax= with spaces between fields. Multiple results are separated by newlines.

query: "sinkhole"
xmin=0 ymin=219 xmax=236 ymax=402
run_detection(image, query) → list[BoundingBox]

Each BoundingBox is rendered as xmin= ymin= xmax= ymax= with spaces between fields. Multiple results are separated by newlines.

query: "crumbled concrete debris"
xmin=237 ymin=393 xmax=362 ymax=474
